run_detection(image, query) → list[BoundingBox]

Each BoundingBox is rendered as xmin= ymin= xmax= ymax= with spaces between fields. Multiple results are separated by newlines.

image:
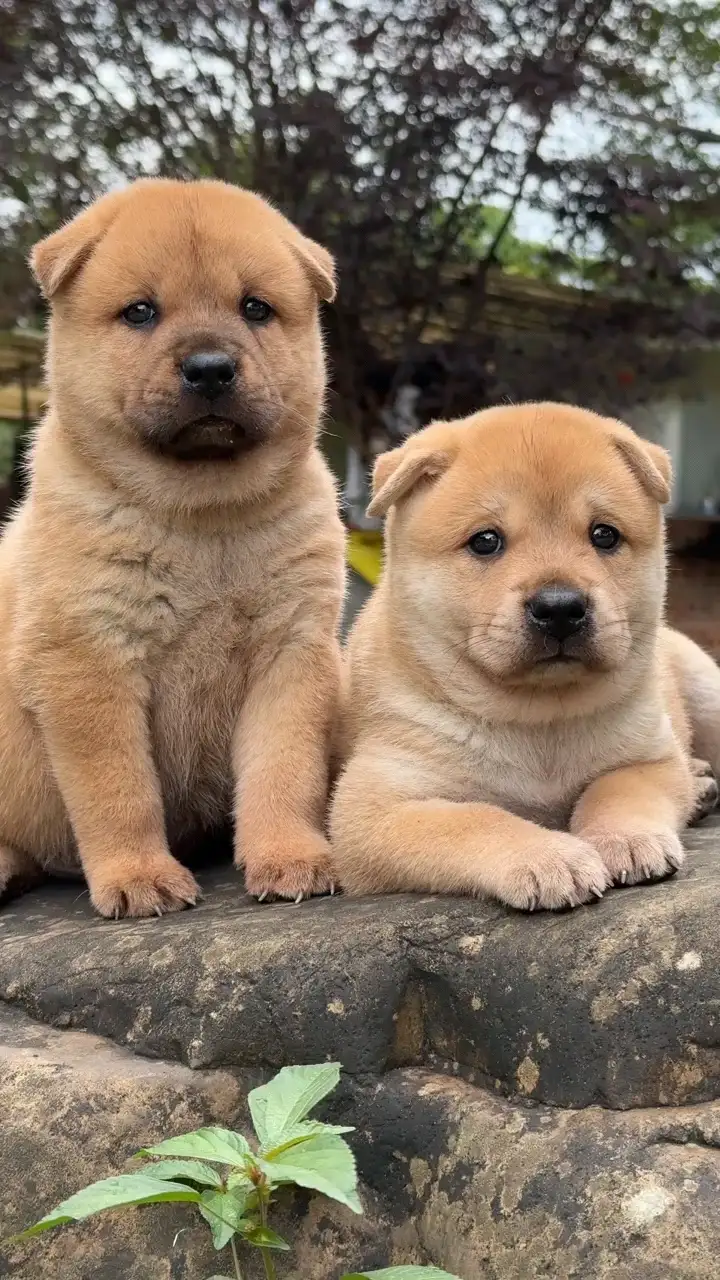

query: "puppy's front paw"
xmin=88 ymin=852 xmax=202 ymax=919
xmin=242 ymin=828 xmax=336 ymax=903
xmin=586 ymin=828 xmax=684 ymax=886
xmin=497 ymin=834 xmax=610 ymax=912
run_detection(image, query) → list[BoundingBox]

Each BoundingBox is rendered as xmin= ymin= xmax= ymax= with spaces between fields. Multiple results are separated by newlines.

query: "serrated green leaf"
xmin=242 ymin=1224 xmax=292 ymax=1250
xmin=227 ymin=1168 xmax=254 ymax=1193
xmin=258 ymin=1131 xmax=362 ymax=1214
xmin=15 ymin=1174 xmax=200 ymax=1239
xmin=138 ymin=1127 xmax=252 ymax=1167
xmin=144 ymin=1159 xmax=222 ymax=1188
xmin=261 ymin=1119 xmax=355 ymax=1158
xmin=249 ymin=1063 xmax=342 ymax=1149
xmin=342 ymin=1269 xmax=463 ymax=1279
xmin=198 ymin=1188 xmax=251 ymax=1251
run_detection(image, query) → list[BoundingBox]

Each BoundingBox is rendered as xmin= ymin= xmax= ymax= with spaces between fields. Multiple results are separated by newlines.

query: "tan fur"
xmin=331 ymin=401 xmax=720 ymax=910
xmin=0 ymin=178 xmax=345 ymax=918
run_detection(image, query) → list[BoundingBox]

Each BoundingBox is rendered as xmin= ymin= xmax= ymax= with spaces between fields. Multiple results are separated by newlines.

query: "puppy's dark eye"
xmin=468 ymin=529 xmax=504 ymax=557
xmin=120 ymin=301 xmax=157 ymax=328
xmin=590 ymin=522 xmax=622 ymax=552
xmin=241 ymin=296 xmax=274 ymax=325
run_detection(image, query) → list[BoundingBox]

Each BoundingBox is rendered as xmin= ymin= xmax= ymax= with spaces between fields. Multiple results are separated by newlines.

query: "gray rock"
xmin=0 ymin=1006 xmax=387 ymax=1279
xmin=354 ymin=1068 xmax=720 ymax=1280
xmin=1 ymin=821 xmax=719 ymax=1108
xmin=2 ymin=818 xmax=720 ymax=1277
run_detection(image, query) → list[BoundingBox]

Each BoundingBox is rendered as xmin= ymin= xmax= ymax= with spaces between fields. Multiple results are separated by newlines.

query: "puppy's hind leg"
xmin=689 ymin=757 xmax=719 ymax=825
xmin=0 ymin=845 xmax=45 ymax=904
xmin=668 ymin=628 xmax=720 ymax=782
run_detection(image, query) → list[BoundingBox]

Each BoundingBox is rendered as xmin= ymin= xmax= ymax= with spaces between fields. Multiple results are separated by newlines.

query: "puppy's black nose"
xmin=526 ymin=585 xmax=589 ymax=641
xmin=181 ymin=351 xmax=236 ymax=401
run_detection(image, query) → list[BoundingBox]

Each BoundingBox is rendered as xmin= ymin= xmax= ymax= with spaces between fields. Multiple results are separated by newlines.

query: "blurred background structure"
xmin=2 ymin=0 xmax=720 ymax=640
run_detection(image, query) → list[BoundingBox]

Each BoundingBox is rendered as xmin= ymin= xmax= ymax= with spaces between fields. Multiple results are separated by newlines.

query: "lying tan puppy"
xmin=0 ymin=178 xmax=344 ymax=917
xmin=331 ymin=402 xmax=720 ymax=910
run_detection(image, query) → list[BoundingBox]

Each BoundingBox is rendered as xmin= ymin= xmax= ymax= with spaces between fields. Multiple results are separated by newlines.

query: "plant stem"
xmin=259 ymin=1184 xmax=278 ymax=1280
xmin=260 ymin=1248 xmax=278 ymax=1280
xmin=231 ymin=1236 xmax=244 ymax=1280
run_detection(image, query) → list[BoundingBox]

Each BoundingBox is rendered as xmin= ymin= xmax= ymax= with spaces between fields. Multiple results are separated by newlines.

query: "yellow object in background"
xmin=346 ymin=530 xmax=384 ymax=586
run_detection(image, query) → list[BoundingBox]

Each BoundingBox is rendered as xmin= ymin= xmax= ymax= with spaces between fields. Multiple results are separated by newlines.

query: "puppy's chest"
xmin=456 ymin=713 xmax=661 ymax=827
xmin=84 ymin=517 xmax=265 ymax=664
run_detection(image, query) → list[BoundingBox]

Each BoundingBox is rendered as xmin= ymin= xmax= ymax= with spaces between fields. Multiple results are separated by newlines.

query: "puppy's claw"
xmin=620 ymin=870 xmax=628 ymax=885
xmin=329 ymin=882 xmax=336 ymax=896
xmin=154 ymin=905 xmax=163 ymax=917
xmin=592 ymin=888 xmax=604 ymax=899
xmin=257 ymin=890 xmax=268 ymax=903
xmin=294 ymin=891 xmax=304 ymax=905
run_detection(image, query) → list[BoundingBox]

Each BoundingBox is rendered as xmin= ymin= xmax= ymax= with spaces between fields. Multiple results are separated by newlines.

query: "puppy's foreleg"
xmin=329 ymin=759 xmax=609 ymax=909
xmin=233 ymin=638 xmax=341 ymax=901
xmin=571 ymin=754 xmax=694 ymax=886
xmin=34 ymin=650 xmax=200 ymax=918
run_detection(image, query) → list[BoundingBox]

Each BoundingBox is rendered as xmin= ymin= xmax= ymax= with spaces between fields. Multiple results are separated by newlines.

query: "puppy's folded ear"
xmin=367 ymin=443 xmax=450 ymax=518
xmin=288 ymin=233 xmax=337 ymax=303
xmin=611 ymin=423 xmax=672 ymax=504
xmin=30 ymin=196 xmax=120 ymax=299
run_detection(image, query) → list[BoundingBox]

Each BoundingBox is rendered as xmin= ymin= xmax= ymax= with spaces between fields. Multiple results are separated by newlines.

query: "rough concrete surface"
xmin=1 ymin=817 xmax=720 ymax=1277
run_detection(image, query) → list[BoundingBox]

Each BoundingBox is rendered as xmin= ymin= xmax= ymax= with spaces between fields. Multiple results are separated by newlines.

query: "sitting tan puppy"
xmin=0 ymin=178 xmax=344 ymax=917
xmin=331 ymin=402 xmax=720 ymax=910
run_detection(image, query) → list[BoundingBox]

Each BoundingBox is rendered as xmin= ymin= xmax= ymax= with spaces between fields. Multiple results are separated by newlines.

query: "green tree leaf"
xmin=143 ymin=1159 xmax=223 ymax=1188
xmin=341 ymin=1270 xmax=463 ymax=1279
xmin=242 ymin=1224 xmax=292 ymax=1250
xmin=15 ymin=1174 xmax=200 ymax=1239
xmin=198 ymin=1187 xmax=251 ymax=1251
xmin=248 ymin=1063 xmax=342 ymax=1149
xmin=258 ymin=1131 xmax=362 ymax=1214
xmin=138 ymin=1127 xmax=252 ymax=1167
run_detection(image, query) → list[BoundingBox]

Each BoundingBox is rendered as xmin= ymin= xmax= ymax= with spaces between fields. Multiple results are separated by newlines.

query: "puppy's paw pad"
xmin=243 ymin=832 xmax=336 ymax=903
xmin=90 ymin=856 xmax=201 ymax=919
xmin=500 ymin=837 xmax=610 ymax=912
xmin=588 ymin=830 xmax=684 ymax=886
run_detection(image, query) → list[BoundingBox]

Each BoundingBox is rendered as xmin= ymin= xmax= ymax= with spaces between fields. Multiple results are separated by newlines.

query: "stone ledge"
xmin=1 ymin=818 xmax=719 ymax=1109
xmin=3 ymin=1007 xmax=720 ymax=1280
